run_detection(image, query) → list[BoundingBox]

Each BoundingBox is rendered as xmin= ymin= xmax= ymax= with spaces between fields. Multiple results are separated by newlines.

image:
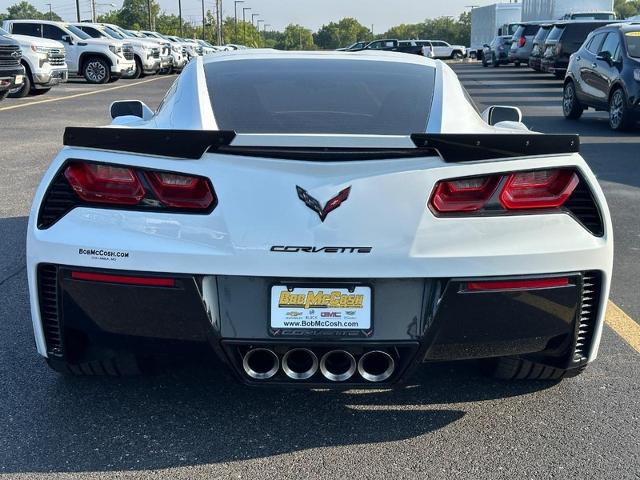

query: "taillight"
xmin=500 ymin=169 xmax=578 ymax=209
xmin=518 ymin=36 xmax=526 ymax=48
xmin=64 ymin=162 xmax=144 ymax=205
xmin=145 ymin=171 xmax=214 ymax=209
xmin=556 ymin=42 xmax=562 ymax=55
xmin=430 ymin=176 xmax=500 ymax=213
xmin=466 ymin=277 xmax=569 ymax=291
xmin=62 ymin=161 xmax=215 ymax=212
xmin=429 ymin=169 xmax=578 ymax=214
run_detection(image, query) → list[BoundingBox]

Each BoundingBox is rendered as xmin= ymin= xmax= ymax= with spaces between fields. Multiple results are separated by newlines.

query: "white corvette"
xmin=27 ymin=51 xmax=613 ymax=385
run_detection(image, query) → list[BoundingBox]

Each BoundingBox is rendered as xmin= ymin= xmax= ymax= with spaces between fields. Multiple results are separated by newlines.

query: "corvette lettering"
xmin=278 ymin=290 xmax=364 ymax=309
xmin=270 ymin=246 xmax=372 ymax=253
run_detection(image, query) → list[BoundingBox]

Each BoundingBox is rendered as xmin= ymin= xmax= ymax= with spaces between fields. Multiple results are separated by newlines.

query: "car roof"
xmin=201 ymin=49 xmax=439 ymax=68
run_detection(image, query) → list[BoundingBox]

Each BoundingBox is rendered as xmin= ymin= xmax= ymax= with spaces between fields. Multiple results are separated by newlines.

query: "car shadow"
xmin=0 ymin=355 xmax=559 ymax=474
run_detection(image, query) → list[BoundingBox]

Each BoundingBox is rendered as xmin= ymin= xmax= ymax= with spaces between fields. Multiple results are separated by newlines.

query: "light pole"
xmin=251 ymin=13 xmax=259 ymax=27
xmin=201 ymin=0 xmax=206 ymax=40
xmin=257 ymin=19 xmax=263 ymax=45
xmin=178 ymin=0 xmax=183 ymax=36
xmin=147 ymin=0 xmax=152 ymax=30
xmin=75 ymin=0 xmax=80 ymax=22
xmin=242 ymin=7 xmax=250 ymax=44
xmin=263 ymin=23 xmax=270 ymax=33
xmin=45 ymin=3 xmax=52 ymax=20
xmin=234 ymin=0 xmax=243 ymax=43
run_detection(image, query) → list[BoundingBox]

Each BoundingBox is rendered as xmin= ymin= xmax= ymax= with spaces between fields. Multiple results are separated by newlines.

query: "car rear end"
xmin=529 ymin=24 xmax=553 ymax=71
xmin=509 ymin=23 xmax=541 ymax=65
xmin=27 ymin=55 xmax=613 ymax=385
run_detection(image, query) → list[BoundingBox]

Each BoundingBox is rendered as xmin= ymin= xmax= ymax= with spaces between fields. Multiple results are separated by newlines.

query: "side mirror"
xmin=110 ymin=100 xmax=154 ymax=121
xmin=61 ymin=35 xmax=73 ymax=45
xmin=596 ymin=50 xmax=612 ymax=63
xmin=482 ymin=105 xmax=523 ymax=126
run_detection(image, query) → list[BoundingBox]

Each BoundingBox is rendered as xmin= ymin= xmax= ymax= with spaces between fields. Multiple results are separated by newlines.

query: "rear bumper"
xmin=34 ymin=265 xmax=602 ymax=385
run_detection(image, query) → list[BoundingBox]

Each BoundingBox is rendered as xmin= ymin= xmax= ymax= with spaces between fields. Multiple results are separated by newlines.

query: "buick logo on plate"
xmin=296 ymin=185 xmax=351 ymax=222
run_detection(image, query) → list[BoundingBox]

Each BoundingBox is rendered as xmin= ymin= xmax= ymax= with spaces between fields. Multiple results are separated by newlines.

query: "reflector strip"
xmin=466 ymin=278 xmax=569 ymax=291
xmin=71 ymin=271 xmax=176 ymax=287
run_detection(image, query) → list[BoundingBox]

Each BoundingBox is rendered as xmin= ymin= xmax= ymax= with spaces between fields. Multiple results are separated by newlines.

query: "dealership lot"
xmin=0 ymin=65 xmax=639 ymax=479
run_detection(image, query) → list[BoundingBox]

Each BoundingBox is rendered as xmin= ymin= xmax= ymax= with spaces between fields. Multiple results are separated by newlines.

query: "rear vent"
xmin=37 ymin=264 xmax=63 ymax=357
xmin=564 ymin=178 xmax=604 ymax=236
xmin=37 ymin=174 xmax=78 ymax=229
xmin=573 ymin=271 xmax=602 ymax=365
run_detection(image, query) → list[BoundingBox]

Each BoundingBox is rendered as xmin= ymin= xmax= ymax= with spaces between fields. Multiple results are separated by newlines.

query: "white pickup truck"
xmin=4 ymin=28 xmax=67 ymax=98
xmin=2 ymin=20 xmax=134 ymax=83
xmin=72 ymin=23 xmax=161 ymax=79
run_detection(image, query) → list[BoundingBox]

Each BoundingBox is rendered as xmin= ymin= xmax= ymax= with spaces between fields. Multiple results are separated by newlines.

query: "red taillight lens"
xmin=499 ymin=169 xmax=578 ymax=209
xmin=466 ymin=277 xmax=569 ymax=291
xmin=64 ymin=162 xmax=144 ymax=205
xmin=145 ymin=171 xmax=214 ymax=209
xmin=430 ymin=175 xmax=500 ymax=213
xmin=518 ymin=36 xmax=526 ymax=48
xmin=71 ymin=271 xmax=176 ymax=287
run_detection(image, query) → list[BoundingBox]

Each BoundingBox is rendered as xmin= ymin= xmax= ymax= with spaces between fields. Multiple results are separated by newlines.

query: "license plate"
xmin=270 ymin=286 xmax=371 ymax=330
xmin=14 ymin=75 xmax=23 ymax=85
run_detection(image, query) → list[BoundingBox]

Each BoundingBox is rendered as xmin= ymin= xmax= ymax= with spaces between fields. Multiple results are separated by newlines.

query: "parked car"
xmin=427 ymin=40 xmax=467 ymax=59
xmin=563 ymin=23 xmax=640 ymax=130
xmin=72 ymin=23 xmax=161 ymax=79
xmin=397 ymin=40 xmax=435 ymax=58
xmin=27 ymin=51 xmax=612 ymax=384
xmin=529 ymin=23 xmax=554 ymax=72
xmin=482 ymin=35 xmax=513 ymax=67
xmin=540 ymin=20 xmax=613 ymax=78
xmin=0 ymin=28 xmax=25 ymax=101
xmin=126 ymin=30 xmax=173 ymax=73
xmin=509 ymin=22 xmax=542 ymax=66
xmin=336 ymin=41 xmax=368 ymax=51
xmin=196 ymin=39 xmax=218 ymax=55
xmin=2 ymin=20 xmax=134 ymax=83
xmin=3 ymin=26 xmax=67 ymax=98
xmin=352 ymin=39 xmax=427 ymax=56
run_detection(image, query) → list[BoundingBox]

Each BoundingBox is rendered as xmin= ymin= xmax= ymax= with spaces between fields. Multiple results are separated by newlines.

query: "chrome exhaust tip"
xmin=242 ymin=348 xmax=279 ymax=380
xmin=282 ymin=348 xmax=319 ymax=380
xmin=320 ymin=350 xmax=357 ymax=382
xmin=357 ymin=350 xmax=395 ymax=382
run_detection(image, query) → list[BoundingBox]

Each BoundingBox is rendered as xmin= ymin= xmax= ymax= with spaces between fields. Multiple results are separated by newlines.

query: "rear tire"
xmin=490 ymin=357 xmax=586 ymax=380
xmin=563 ymin=80 xmax=584 ymax=120
xmin=83 ymin=57 xmax=110 ymax=84
xmin=609 ymin=88 xmax=635 ymax=131
xmin=452 ymin=51 xmax=463 ymax=60
xmin=46 ymin=355 xmax=146 ymax=376
xmin=0 ymin=90 xmax=7 ymax=101
xmin=514 ymin=60 xmax=521 ymax=67
xmin=8 ymin=72 xmax=31 ymax=98
xmin=482 ymin=56 xmax=488 ymax=67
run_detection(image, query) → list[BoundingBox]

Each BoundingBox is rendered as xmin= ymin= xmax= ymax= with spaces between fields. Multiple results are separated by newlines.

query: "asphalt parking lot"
xmin=0 ymin=67 xmax=639 ymax=479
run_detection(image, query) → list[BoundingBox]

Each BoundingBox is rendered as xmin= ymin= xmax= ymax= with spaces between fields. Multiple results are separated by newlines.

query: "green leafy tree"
xmin=314 ymin=17 xmax=372 ymax=49
xmin=219 ymin=17 xmax=263 ymax=47
xmin=4 ymin=1 xmax=62 ymax=21
xmin=614 ymin=0 xmax=640 ymax=18
xmin=117 ymin=0 xmax=160 ymax=30
xmin=383 ymin=23 xmax=422 ymax=40
xmin=96 ymin=10 xmax=121 ymax=25
xmin=276 ymin=24 xmax=314 ymax=50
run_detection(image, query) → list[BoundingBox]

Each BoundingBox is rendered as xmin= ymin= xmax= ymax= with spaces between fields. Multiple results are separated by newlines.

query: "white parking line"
xmin=0 ymin=76 xmax=169 ymax=112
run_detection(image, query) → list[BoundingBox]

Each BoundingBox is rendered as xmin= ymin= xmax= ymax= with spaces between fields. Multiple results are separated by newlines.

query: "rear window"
xmin=523 ymin=24 xmax=540 ymax=36
xmin=625 ymin=31 xmax=640 ymax=58
xmin=546 ymin=26 xmax=565 ymax=42
xmin=513 ymin=25 xmax=525 ymax=38
xmin=204 ymin=58 xmax=435 ymax=135
xmin=533 ymin=26 xmax=552 ymax=43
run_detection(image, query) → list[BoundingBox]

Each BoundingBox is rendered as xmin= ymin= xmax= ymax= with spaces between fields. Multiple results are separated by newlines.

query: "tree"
xmin=314 ymin=17 xmax=372 ymax=49
xmin=4 ymin=1 xmax=62 ymax=21
xmin=276 ymin=24 xmax=314 ymax=50
xmin=614 ymin=0 xmax=640 ymax=19
xmin=117 ymin=0 xmax=160 ymax=30
xmin=218 ymin=17 xmax=263 ymax=47
xmin=384 ymin=23 xmax=422 ymax=40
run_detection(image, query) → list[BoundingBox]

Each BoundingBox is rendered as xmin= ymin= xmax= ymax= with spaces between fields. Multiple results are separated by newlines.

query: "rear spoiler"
xmin=63 ymin=127 xmax=579 ymax=162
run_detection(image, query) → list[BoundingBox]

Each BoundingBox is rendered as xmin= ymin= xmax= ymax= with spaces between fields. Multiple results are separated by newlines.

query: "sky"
xmin=2 ymin=0 xmax=505 ymax=32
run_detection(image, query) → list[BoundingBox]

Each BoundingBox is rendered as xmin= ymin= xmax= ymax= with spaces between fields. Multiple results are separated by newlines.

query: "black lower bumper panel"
xmin=37 ymin=265 xmax=600 ymax=385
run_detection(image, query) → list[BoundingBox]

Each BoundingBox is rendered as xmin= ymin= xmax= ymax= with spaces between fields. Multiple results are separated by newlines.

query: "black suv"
xmin=541 ymin=20 xmax=613 ymax=78
xmin=0 ymin=27 xmax=25 ymax=101
xmin=563 ymin=23 xmax=640 ymax=130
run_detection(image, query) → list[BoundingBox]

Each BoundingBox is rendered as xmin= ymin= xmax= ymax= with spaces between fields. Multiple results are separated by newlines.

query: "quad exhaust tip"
xmin=282 ymin=348 xmax=319 ymax=380
xmin=242 ymin=348 xmax=279 ymax=380
xmin=358 ymin=350 xmax=395 ymax=382
xmin=320 ymin=350 xmax=357 ymax=382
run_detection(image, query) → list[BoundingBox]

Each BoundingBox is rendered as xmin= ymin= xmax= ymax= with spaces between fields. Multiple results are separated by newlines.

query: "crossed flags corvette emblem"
xmin=296 ymin=185 xmax=351 ymax=222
